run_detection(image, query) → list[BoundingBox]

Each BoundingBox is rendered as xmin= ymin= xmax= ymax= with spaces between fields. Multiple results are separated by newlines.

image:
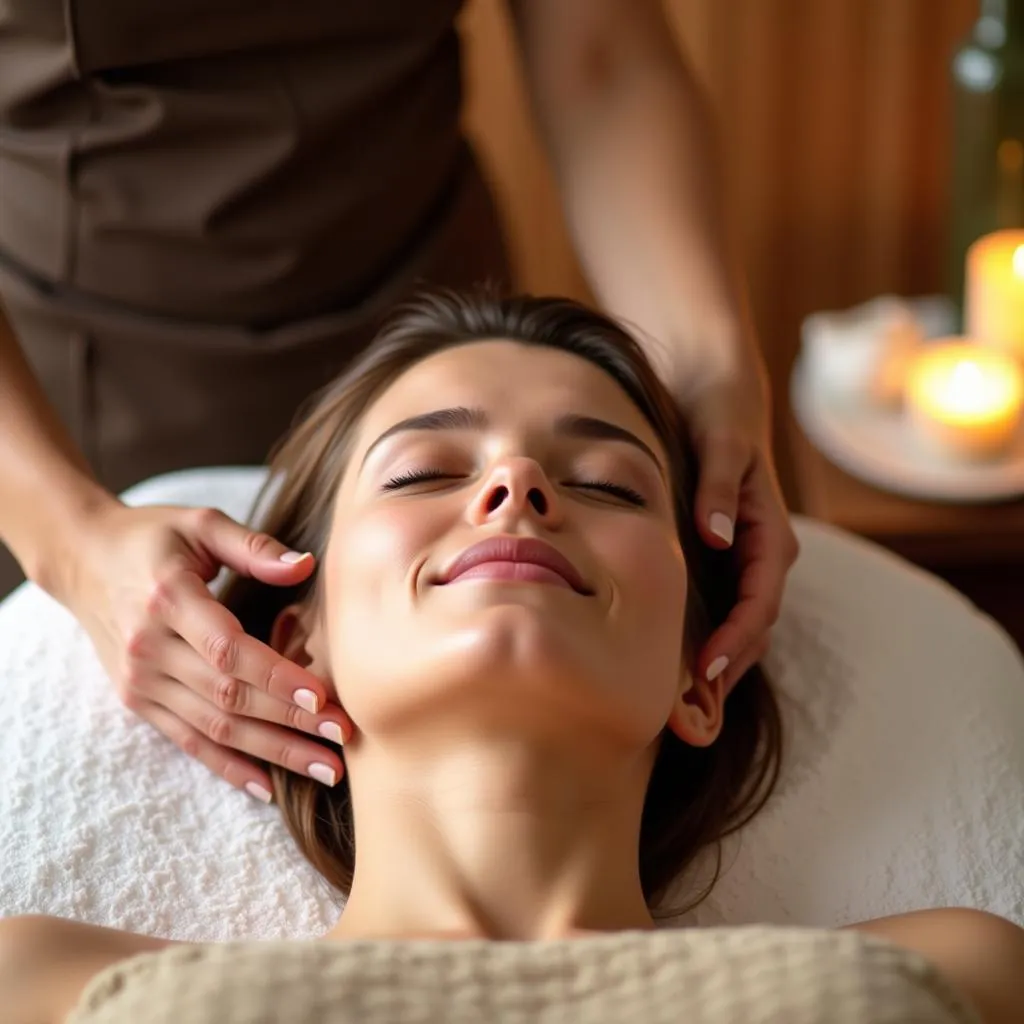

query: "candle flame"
xmin=951 ymin=360 xmax=983 ymax=386
xmin=1014 ymin=244 xmax=1024 ymax=278
xmin=946 ymin=359 xmax=992 ymax=414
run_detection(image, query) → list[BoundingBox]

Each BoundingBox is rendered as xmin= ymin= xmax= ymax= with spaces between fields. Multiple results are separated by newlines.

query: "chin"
xmin=340 ymin=595 xmax=648 ymax=738
xmin=455 ymin=598 xmax=571 ymax=656
xmin=375 ymin=603 xmax=590 ymax=699
xmin=433 ymin=605 xmax=614 ymax=716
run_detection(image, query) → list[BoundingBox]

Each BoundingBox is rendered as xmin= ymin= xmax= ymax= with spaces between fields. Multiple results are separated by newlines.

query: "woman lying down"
xmin=2 ymin=292 xmax=1022 ymax=1024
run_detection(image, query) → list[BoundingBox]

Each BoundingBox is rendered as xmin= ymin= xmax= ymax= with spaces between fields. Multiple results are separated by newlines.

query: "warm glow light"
xmin=966 ymin=231 xmax=1024 ymax=356
xmin=905 ymin=340 xmax=1024 ymax=460
xmin=947 ymin=360 xmax=988 ymax=414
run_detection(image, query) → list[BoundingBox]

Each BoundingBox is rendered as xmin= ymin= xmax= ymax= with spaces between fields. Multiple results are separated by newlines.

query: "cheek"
xmin=604 ymin=516 xmax=686 ymax=599
xmin=322 ymin=501 xmax=455 ymax=683
xmin=327 ymin=505 xmax=434 ymax=605
xmin=599 ymin=517 xmax=688 ymax=659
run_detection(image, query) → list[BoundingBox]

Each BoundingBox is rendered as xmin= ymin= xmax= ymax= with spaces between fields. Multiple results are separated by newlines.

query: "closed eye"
xmin=381 ymin=467 xmax=456 ymax=490
xmin=568 ymin=481 xmax=647 ymax=507
xmin=382 ymin=468 xmax=646 ymax=507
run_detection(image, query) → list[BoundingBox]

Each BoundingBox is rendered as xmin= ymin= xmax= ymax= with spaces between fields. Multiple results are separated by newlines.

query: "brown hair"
xmin=220 ymin=290 xmax=782 ymax=919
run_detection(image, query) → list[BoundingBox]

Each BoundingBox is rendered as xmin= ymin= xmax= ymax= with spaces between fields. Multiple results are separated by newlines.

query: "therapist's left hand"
xmin=669 ymin=357 xmax=800 ymax=695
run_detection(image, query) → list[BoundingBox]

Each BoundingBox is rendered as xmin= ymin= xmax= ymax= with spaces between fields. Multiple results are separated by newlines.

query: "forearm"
xmin=0 ymin=305 xmax=114 ymax=595
xmin=522 ymin=6 xmax=761 ymax=395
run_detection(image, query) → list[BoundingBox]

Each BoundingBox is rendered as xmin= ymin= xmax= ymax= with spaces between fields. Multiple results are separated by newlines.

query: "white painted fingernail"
xmin=318 ymin=721 xmax=344 ymax=745
xmin=309 ymin=762 xmax=338 ymax=787
xmin=280 ymin=550 xmax=312 ymax=564
xmin=709 ymin=512 xmax=735 ymax=545
xmin=293 ymin=688 xmax=319 ymax=714
xmin=245 ymin=781 xmax=273 ymax=804
xmin=706 ymin=656 xmax=730 ymax=682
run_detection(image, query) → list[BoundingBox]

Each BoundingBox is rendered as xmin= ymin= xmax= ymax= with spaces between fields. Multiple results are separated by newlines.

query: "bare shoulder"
xmin=0 ymin=914 xmax=182 ymax=1024
xmin=845 ymin=907 xmax=1024 ymax=1024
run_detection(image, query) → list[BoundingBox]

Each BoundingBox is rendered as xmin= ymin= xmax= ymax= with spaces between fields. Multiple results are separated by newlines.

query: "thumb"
xmin=192 ymin=508 xmax=316 ymax=585
xmin=693 ymin=433 xmax=748 ymax=549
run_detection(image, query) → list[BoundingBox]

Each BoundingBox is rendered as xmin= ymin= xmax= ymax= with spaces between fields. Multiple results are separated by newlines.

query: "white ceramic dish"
xmin=790 ymin=354 xmax=1024 ymax=503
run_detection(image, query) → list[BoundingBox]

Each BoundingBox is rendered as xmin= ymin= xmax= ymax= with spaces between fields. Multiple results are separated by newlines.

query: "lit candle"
xmin=965 ymin=230 xmax=1024 ymax=359
xmin=904 ymin=340 xmax=1024 ymax=460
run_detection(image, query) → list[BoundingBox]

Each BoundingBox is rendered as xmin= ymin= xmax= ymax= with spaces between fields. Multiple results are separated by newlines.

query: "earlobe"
xmin=667 ymin=669 xmax=725 ymax=748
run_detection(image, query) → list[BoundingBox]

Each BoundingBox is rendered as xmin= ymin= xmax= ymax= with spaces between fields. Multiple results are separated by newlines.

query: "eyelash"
xmin=381 ymin=468 xmax=451 ymax=490
xmin=381 ymin=467 xmax=647 ymax=507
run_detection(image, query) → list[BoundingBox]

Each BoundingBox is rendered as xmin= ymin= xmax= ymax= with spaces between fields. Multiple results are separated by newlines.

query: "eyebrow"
xmin=360 ymin=405 xmax=664 ymax=473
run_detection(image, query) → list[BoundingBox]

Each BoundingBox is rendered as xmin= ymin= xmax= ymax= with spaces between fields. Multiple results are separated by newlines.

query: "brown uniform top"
xmin=0 ymin=0 xmax=479 ymax=326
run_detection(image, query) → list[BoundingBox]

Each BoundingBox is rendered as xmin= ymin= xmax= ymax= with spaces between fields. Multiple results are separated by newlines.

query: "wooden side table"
xmin=787 ymin=414 xmax=1024 ymax=653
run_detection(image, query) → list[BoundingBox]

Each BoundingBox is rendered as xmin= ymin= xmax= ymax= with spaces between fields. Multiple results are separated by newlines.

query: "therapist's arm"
xmin=509 ymin=0 xmax=799 ymax=691
xmin=509 ymin=0 xmax=753 ymax=388
xmin=0 ymin=304 xmax=112 ymax=595
xmin=0 ymin=303 xmax=343 ymax=799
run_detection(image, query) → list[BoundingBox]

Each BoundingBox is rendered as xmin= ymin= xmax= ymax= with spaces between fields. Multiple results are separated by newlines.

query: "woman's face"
xmin=298 ymin=340 xmax=697 ymax=748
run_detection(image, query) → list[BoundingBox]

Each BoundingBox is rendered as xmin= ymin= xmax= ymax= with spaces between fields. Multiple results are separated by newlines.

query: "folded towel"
xmin=68 ymin=927 xmax=980 ymax=1024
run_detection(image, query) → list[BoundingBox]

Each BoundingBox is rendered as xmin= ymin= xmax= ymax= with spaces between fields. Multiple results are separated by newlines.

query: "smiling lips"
xmin=437 ymin=537 xmax=593 ymax=595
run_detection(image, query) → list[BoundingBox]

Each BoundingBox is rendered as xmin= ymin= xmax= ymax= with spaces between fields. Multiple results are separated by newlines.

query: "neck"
xmin=323 ymin=730 xmax=660 ymax=942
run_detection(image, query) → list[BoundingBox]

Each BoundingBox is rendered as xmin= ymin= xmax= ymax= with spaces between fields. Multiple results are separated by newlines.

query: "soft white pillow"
xmin=1 ymin=467 xmax=1022 ymax=941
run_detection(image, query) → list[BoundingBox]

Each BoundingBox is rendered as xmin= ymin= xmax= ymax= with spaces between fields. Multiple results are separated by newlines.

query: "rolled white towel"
xmin=801 ymin=296 xmax=957 ymax=407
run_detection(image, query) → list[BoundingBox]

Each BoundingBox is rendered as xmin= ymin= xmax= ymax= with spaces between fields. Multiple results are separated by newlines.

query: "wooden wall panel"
xmin=460 ymin=0 xmax=591 ymax=302
xmin=460 ymin=0 xmax=980 ymax=496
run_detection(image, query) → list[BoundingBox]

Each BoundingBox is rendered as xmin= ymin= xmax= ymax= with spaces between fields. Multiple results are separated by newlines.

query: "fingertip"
xmin=706 ymin=654 xmax=730 ymax=683
xmin=721 ymin=644 xmax=767 ymax=696
xmin=314 ymin=698 xmax=353 ymax=744
xmin=275 ymin=551 xmax=316 ymax=579
xmin=292 ymin=687 xmax=321 ymax=715
xmin=707 ymin=511 xmax=735 ymax=547
xmin=250 ymin=550 xmax=316 ymax=585
xmin=279 ymin=550 xmax=314 ymax=566
xmin=244 ymin=780 xmax=274 ymax=804
xmin=317 ymin=721 xmax=345 ymax=746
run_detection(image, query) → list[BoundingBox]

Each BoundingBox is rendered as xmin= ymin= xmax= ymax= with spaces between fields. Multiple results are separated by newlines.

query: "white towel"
xmin=1 ymin=467 xmax=1022 ymax=940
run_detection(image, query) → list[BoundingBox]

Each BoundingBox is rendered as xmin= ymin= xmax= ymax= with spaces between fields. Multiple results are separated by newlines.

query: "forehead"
xmin=355 ymin=339 xmax=660 ymax=447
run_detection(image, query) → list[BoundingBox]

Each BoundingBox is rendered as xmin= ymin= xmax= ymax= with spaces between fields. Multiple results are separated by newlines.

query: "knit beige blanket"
xmin=67 ymin=925 xmax=980 ymax=1024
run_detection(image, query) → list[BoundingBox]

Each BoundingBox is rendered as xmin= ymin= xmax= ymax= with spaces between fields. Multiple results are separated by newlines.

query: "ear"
xmin=270 ymin=603 xmax=330 ymax=677
xmin=665 ymin=664 xmax=725 ymax=748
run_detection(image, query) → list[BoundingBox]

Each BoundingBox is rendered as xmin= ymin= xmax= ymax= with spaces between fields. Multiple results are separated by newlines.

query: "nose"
xmin=469 ymin=457 xmax=562 ymax=527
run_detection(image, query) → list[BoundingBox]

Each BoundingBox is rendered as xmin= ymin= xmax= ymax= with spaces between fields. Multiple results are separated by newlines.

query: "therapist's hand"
xmin=60 ymin=501 xmax=350 ymax=803
xmin=670 ymin=359 xmax=800 ymax=695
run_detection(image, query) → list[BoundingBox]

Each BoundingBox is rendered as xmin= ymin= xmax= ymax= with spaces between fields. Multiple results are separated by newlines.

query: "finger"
xmin=152 ymin=569 xmax=330 ymax=713
xmin=697 ymin=454 xmax=797 ymax=683
xmin=137 ymin=697 xmax=277 ymax=803
xmin=190 ymin=507 xmax=317 ymax=586
xmin=145 ymin=677 xmax=346 ymax=787
xmin=720 ymin=634 xmax=771 ymax=697
xmin=159 ymin=635 xmax=351 ymax=745
xmin=692 ymin=432 xmax=750 ymax=550
xmin=696 ymin=524 xmax=787 ymax=684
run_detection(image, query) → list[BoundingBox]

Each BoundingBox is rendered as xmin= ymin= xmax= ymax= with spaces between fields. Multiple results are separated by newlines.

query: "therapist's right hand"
xmin=60 ymin=500 xmax=350 ymax=804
